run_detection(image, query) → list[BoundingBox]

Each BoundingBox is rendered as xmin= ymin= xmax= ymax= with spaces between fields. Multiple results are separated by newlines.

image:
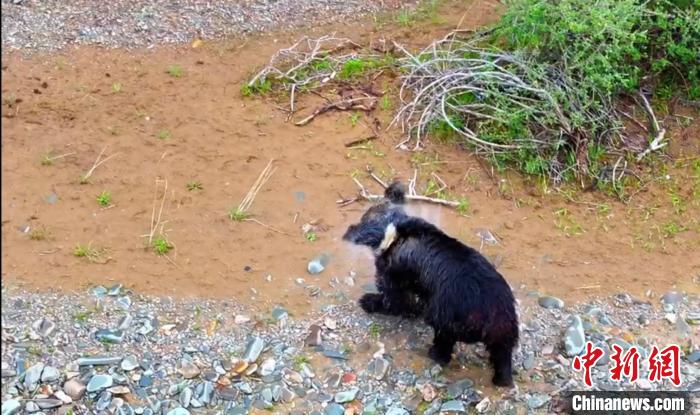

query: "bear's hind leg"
xmin=487 ymin=342 xmax=514 ymax=387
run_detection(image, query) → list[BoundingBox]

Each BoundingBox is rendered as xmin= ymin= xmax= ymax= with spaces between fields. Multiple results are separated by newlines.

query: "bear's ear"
xmin=384 ymin=181 xmax=406 ymax=204
xmin=377 ymin=223 xmax=397 ymax=252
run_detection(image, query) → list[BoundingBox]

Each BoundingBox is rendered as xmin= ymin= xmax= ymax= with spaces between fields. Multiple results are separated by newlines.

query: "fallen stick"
xmin=81 ymin=147 xmax=120 ymax=183
xmin=346 ymin=177 xmax=460 ymax=207
xmin=244 ymin=218 xmax=289 ymax=235
xmin=294 ymin=97 xmax=376 ymax=126
xmin=344 ymin=135 xmax=378 ymax=148
xmin=636 ymin=91 xmax=667 ymax=161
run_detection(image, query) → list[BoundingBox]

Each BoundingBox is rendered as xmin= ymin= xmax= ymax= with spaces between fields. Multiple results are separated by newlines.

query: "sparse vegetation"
xmin=152 ymin=235 xmax=173 ymax=255
xmin=305 ymin=231 xmax=317 ymax=242
xmin=96 ymin=190 xmax=112 ymax=207
xmin=111 ymin=83 xmax=122 ymax=93
xmin=229 ymin=208 xmax=251 ymax=221
xmin=73 ymin=243 xmax=106 ymax=262
xmin=186 ymin=181 xmax=203 ymax=191
xmin=167 ymin=65 xmax=184 ymax=78
xmin=28 ymin=226 xmax=50 ymax=241
xmin=368 ymin=322 xmax=382 ymax=338
xmin=157 ymin=129 xmax=171 ymax=140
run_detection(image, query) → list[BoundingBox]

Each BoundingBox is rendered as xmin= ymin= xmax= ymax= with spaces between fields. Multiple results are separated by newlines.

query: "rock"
xmin=178 ymin=360 xmax=200 ymax=379
xmin=33 ymin=318 xmax=56 ymax=337
xmin=87 ymin=374 xmax=114 ymax=393
xmin=117 ymin=296 xmax=132 ymax=310
xmin=166 ymin=409 xmax=190 ymax=415
xmin=92 ymin=286 xmax=108 ymax=296
xmin=44 ymin=193 xmax=58 ymax=204
xmin=527 ymin=393 xmax=551 ymax=409
xmin=686 ymin=312 xmax=700 ymax=325
xmin=308 ymin=254 xmax=329 ymax=274
xmin=564 ymin=315 xmax=585 ymax=356
xmin=324 ymin=403 xmax=344 ymax=415
xmin=522 ymin=352 xmax=535 ymax=370
xmin=121 ymin=356 xmax=139 ymax=371
xmin=1 ymin=399 xmax=21 ymax=415
xmin=25 ymin=402 xmax=40 ymax=413
xmin=218 ymin=387 xmax=239 ymax=401
xmin=441 ymin=400 xmax=466 ymax=413
xmin=687 ymin=350 xmax=700 ymax=363
xmin=180 ymin=387 xmax=193 ymax=408
xmin=661 ymin=291 xmax=683 ymax=305
xmin=323 ymin=349 xmax=348 ymax=360
xmin=63 ymin=378 xmax=86 ymax=400
xmin=324 ymin=318 xmax=337 ymax=330
xmin=41 ymin=366 xmax=60 ymax=382
xmin=446 ymin=378 xmax=473 ymax=399
xmin=475 ymin=397 xmax=491 ymax=413
xmin=341 ymin=372 xmax=357 ymax=384
xmin=367 ymin=357 xmax=390 ymax=380
xmin=280 ymin=387 xmax=295 ymax=403
xmin=362 ymin=283 xmax=379 ymax=294
xmin=107 ymin=386 xmax=131 ymax=395
xmin=53 ymin=391 xmax=72 ymax=405
xmin=234 ymin=315 xmax=251 ymax=324
xmin=107 ymin=284 xmax=123 ymax=296
xmin=305 ymin=325 xmax=323 ymax=346
xmin=334 ymin=388 xmax=359 ymax=403
xmin=118 ymin=314 xmax=133 ymax=330
xmin=538 ymin=296 xmax=564 ymax=309
xmin=243 ymin=337 xmax=265 ymax=362
xmin=258 ymin=358 xmax=276 ymax=376
xmin=24 ymin=363 xmax=45 ymax=390
xmin=95 ymin=329 xmax=125 ymax=344
xmin=77 ymin=356 xmax=123 ymax=366
xmin=665 ymin=313 xmax=677 ymax=324
xmin=421 ymin=382 xmax=437 ymax=402
xmin=385 ymin=407 xmax=409 ymax=415
xmin=271 ymin=307 xmax=288 ymax=321
xmin=34 ymin=399 xmax=62 ymax=410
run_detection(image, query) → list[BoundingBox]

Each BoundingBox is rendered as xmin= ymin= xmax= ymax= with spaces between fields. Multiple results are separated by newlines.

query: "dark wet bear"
xmin=343 ymin=182 xmax=519 ymax=386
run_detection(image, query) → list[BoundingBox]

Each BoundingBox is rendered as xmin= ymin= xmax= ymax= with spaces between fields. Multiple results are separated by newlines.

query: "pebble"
xmin=40 ymin=366 xmax=60 ymax=382
xmin=166 ymin=409 xmax=190 ymax=415
xmin=308 ymin=253 xmax=330 ymax=274
xmin=95 ymin=329 xmax=125 ymax=344
xmin=259 ymin=358 xmax=276 ymax=376
xmin=25 ymin=402 xmax=40 ymax=413
xmin=306 ymin=324 xmax=323 ymax=346
xmin=33 ymin=318 xmax=56 ymax=337
xmin=324 ymin=403 xmax=344 ymax=415
xmin=179 ymin=360 xmax=200 ymax=379
xmin=538 ymin=296 xmax=564 ymax=309
xmin=661 ymin=291 xmax=683 ymax=305
xmin=334 ymin=388 xmax=358 ymax=403
xmin=34 ymin=399 xmax=62 ymax=410
xmin=564 ymin=315 xmax=585 ymax=356
xmin=527 ymin=393 xmax=551 ymax=409
xmin=1 ymin=400 xmax=21 ymax=415
xmin=441 ymin=400 xmax=466 ymax=413
xmin=77 ymin=356 xmax=123 ymax=366
xmin=53 ymin=390 xmax=72 ymax=404
xmin=243 ymin=337 xmax=265 ymax=362
xmin=24 ymin=363 xmax=45 ymax=390
xmin=385 ymin=407 xmax=409 ymax=415
xmin=271 ymin=307 xmax=288 ymax=321
xmin=121 ymin=355 xmax=139 ymax=371
xmin=63 ymin=378 xmax=87 ymax=400
xmin=687 ymin=350 xmax=700 ymax=363
xmin=420 ymin=383 xmax=437 ymax=402
xmin=87 ymin=374 xmax=114 ymax=392
xmin=367 ymin=357 xmax=390 ymax=380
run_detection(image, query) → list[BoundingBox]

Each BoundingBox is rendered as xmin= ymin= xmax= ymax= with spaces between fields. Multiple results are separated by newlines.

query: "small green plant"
xmin=29 ymin=226 xmax=50 ymax=241
xmin=368 ymin=322 xmax=382 ymax=338
xmin=241 ymin=79 xmax=273 ymax=96
xmin=349 ymin=112 xmax=361 ymax=127
xmin=395 ymin=9 xmax=415 ymax=27
xmin=111 ymin=83 xmax=122 ymax=93
xmin=73 ymin=310 xmax=92 ymax=323
xmin=379 ymin=95 xmax=393 ymax=111
xmin=152 ymin=235 xmax=173 ymax=255
xmin=305 ymin=231 xmax=318 ymax=242
xmin=96 ymin=190 xmax=112 ymax=207
xmin=293 ymin=355 xmax=310 ymax=370
xmin=456 ymin=197 xmax=470 ymax=215
xmin=229 ymin=208 xmax=251 ymax=221
xmin=41 ymin=151 xmax=54 ymax=166
xmin=186 ymin=181 xmax=203 ymax=191
xmin=553 ymin=208 xmax=584 ymax=236
xmin=662 ymin=221 xmax=686 ymax=238
xmin=73 ymin=243 xmax=105 ymax=262
xmin=157 ymin=129 xmax=171 ymax=140
xmin=167 ymin=65 xmax=184 ymax=78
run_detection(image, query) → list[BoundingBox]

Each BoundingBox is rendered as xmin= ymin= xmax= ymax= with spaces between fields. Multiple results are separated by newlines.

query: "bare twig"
xmin=237 ymin=159 xmax=276 ymax=214
xmin=344 ymin=135 xmax=378 ymax=148
xmin=82 ymin=147 xmax=120 ymax=182
xmin=345 ymin=176 xmax=460 ymax=207
xmin=636 ymin=91 xmax=667 ymax=161
xmin=244 ymin=218 xmax=289 ymax=235
xmin=147 ymin=179 xmax=168 ymax=245
xmin=366 ymin=165 xmax=388 ymax=188
xmin=294 ymin=97 xmax=377 ymax=126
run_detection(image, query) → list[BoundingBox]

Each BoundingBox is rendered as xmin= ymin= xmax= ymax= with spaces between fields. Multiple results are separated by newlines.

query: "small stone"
xmin=95 ymin=329 xmax=125 ymax=344
xmin=685 ymin=312 xmax=700 ymax=325
xmin=362 ymin=283 xmax=379 ymax=294
xmin=324 ymin=403 xmax=344 ymax=415
xmin=92 ymin=286 xmax=108 ymax=296
xmin=166 ymin=409 xmax=190 ymax=415
xmin=1 ymin=400 xmax=21 ymax=415
xmin=385 ymin=407 xmax=409 ymax=415
xmin=234 ymin=315 xmax=251 ymax=324
xmin=323 ymin=349 xmax=348 ymax=360
xmin=538 ymin=296 xmax=564 ymax=309
xmin=271 ymin=307 xmax=288 ymax=321
xmin=446 ymin=378 xmax=473 ymax=399
xmin=527 ymin=393 xmax=550 ymax=409
xmin=33 ymin=318 xmax=56 ymax=337
xmin=44 ymin=193 xmax=58 ymax=204
xmin=179 ymin=360 xmax=200 ymax=379
xmin=107 ymin=386 xmax=131 ymax=395
xmin=334 ymin=388 xmax=358 ymax=403
xmin=258 ymin=358 xmax=276 ymax=376
xmin=53 ymin=391 xmax=72 ymax=405
xmin=665 ymin=313 xmax=678 ymax=324
xmin=24 ymin=363 xmax=45 ymax=390
xmin=107 ymin=284 xmax=123 ymax=296
xmin=77 ymin=356 xmax=124 ymax=366
xmin=441 ymin=400 xmax=466 ymax=413
xmin=687 ymin=350 xmax=700 ymax=363
xmin=116 ymin=296 xmax=132 ymax=310
xmin=63 ymin=378 xmax=86 ymax=400
xmin=232 ymin=360 xmax=248 ymax=374
xmin=564 ymin=315 xmax=586 ymax=356
xmin=118 ymin=314 xmax=133 ymax=330
xmin=121 ymin=356 xmax=139 ymax=371
xmin=87 ymin=374 xmax=113 ymax=392
xmin=180 ymin=387 xmax=193 ymax=408
xmin=243 ymin=337 xmax=265 ymax=362
xmin=420 ymin=383 xmax=437 ymax=402
xmin=308 ymin=254 xmax=329 ymax=274
xmin=41 ymin=366 xmax=60 ymax=382
xmin=341 ymin=372 xmax=357 ymax=384
xmin=25 ymin=402 xmax=40 ymax=413
xmin=475 ymin=397 xmax=491 ymax=413
xmin=324 ymin=318 xmax=337 ymax=330
xmin=218 ymin=387 xmax=239 ymax=401
xmin=636 ymin=379 xmax=652 ymax=390
xmin=661 ymin=291 xmax=683 ymax=305
xmin=35 ymin=399 xmax=62 ymax=410
xmin=522 ymin=352 xmax=535 ymax=370
xmin=367 ymin=357 xmax=390 ymax=380
xmin=280 ymin=387 xmax=295 ymax=403
xmin=305 ymin=325 xmax=323 ymax=346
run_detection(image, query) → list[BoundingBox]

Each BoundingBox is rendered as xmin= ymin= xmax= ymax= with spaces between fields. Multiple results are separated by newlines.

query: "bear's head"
xmin=343 ymin=181 xmax=407 ymax=251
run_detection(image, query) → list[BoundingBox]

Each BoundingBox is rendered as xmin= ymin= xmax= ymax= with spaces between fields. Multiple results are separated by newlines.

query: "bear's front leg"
xmin=359 ymin=273 xmax=417 ymax=317
xmin=428 ymin=328 xmax=457 ymax=365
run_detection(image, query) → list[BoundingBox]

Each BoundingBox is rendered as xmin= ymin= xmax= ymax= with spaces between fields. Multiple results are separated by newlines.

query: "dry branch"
xmin=236 ymin=159 xmax=276 ymax=214
xmin=294 ymin=96 xmax=377 ymax=126
xmin=635 ymin=91 xmax=667 ymax=161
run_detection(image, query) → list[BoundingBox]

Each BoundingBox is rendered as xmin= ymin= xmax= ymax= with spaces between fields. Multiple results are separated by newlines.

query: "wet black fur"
xmin=343 ymin=182 xmax=519 ymax=386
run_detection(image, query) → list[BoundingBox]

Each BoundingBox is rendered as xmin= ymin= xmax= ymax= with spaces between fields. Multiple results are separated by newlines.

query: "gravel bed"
xmin=1 ymin=282 xmax=698 ymax=414
xmin=1 ymin=0 xmax=415 ymax=52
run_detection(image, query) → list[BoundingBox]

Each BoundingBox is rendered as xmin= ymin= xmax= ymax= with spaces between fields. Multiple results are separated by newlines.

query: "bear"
xmin=343 ymin=181 xmax=519 ymax=386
